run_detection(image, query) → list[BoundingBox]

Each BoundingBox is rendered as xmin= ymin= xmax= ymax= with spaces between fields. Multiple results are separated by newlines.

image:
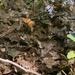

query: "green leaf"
xmin=7 ymin=49 xmax=20 ymax=57
xmin=67 ymin=51 xmax=75 ymax=59
xmin=0 ymin=2 xmax=3 ymax=6
xmin=67 ymin=34 xmax=75 ymax=41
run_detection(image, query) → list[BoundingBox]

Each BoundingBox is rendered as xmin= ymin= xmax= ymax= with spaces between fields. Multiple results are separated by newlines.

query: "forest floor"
xmin=0 ymin=0 xmax=75 ymax=75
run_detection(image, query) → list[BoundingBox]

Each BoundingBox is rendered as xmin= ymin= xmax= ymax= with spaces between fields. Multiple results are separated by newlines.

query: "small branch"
xmin=61 ymin=70 xmax=67 ymax=75
xmin=0 ymin=24 xmax=19 ymax=37
xmin=41 ymin=44 xmax=53 ymax=57
xmin=0 ymin=58 xmax=41 ymax=75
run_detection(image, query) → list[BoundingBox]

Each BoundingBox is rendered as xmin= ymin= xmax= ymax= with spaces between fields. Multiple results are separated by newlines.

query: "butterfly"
xmin=22 ymin=18 xmax=35 ymax=27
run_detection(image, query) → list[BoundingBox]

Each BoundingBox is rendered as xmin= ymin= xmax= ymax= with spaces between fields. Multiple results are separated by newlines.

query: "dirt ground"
xmin=0 ymin=0 xmax=75 ymax=75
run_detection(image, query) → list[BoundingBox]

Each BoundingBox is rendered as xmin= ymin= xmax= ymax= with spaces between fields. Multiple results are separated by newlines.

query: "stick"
xmin=0 ymin=58 xmax=41 ymax=75
xmin=0 ymin=24 xmax=19 ymax=37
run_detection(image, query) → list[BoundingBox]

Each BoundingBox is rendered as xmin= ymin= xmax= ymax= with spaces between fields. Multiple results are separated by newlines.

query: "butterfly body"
xmin=22 ymin=18 xmax=35 ymax=27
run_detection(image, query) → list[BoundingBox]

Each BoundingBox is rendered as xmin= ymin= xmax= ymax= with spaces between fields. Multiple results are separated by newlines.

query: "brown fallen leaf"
xmin=0 ymin=24 xmax=19 ymax=37
xmin=0 ymin=72 xmax=2 ymax=75
xmin=40 ymin=42 xmax=53 ymax=57
xmin=49 ymin=51 xmax=60 ymax=60
xmin=13 ymin=55 xmax=38 ymax=72
xmin=0 ymin=63 xmax=12 ymax=74
xmin=42 ymin=57 xmax=59 ymax=68
xmin=34 ymin=27 xmax=47 ymax=40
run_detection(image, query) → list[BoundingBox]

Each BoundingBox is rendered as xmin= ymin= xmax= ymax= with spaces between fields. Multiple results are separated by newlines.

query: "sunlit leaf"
xmin=0 ymin=2 xmax=3 ymax=6
xmin=67 ymin=51 xmax=75 ymax=59
xmin=67 ymin=34 xmax=75 ymax=41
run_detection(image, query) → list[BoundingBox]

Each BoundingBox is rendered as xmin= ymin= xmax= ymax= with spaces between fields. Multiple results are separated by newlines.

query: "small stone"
xmin=1 ymin=48 xmax=5 ymax=52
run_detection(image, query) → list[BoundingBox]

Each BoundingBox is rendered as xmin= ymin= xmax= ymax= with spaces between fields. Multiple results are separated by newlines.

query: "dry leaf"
xmin=42 ymin=57 xmax=59 ymax=68
xmin=0 ymin=63 xmax=12 ymax=74
xmin=14 ymin=55 xmax=38 ymax=71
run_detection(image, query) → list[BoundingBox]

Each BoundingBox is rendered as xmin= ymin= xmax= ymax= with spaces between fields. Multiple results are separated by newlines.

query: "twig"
xmin=0 ymin=24 xmax=19 ymax=37
xmin=0 ymin=19 xmax=23 ymax=37
xmin=0 ymin=44 xmax=26 ymax=48
xmin=41 ymin=44 xmax=53 ymax=57
xmin=61 ymin=70 xmax=67 ymax=75
xmin=0 ymin=58 xmax=41 ymax=75
xmin=70 ymin=64 xmax=75 ymax=75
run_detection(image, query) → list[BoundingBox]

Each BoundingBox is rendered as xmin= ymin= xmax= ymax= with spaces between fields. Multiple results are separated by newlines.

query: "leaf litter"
xmin=0 ymin=0 xmax=75 ymax=75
